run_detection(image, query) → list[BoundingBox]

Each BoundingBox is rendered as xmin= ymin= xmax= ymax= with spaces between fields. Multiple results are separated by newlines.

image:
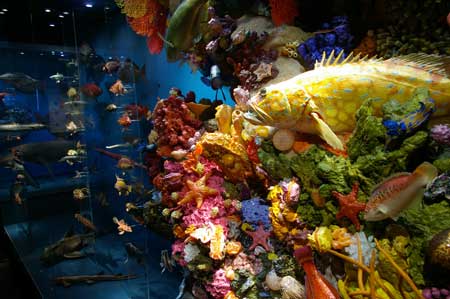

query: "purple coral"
xmin=431 ymin=124 xmax=450 ymax=146
xmin=241 ymin=197 xmax=271 ymax=230
xmin=297 ymin=16 xmax=353 ymax=69
xmin=422 ymin=287 xmax=450 ymax=299
xmin=205 ymin=269 xmax=232 ymax=299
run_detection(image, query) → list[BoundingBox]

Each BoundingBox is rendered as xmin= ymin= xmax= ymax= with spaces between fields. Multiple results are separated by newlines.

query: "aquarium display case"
xmin=1 ymin=0 xmax=450 ymax=299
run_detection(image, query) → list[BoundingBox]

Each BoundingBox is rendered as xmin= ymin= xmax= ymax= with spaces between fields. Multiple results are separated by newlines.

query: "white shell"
xmin=280 ymin=276 xmax=306 ymax=299
xmin=265 ymin=270 xmax=282 ymax=291
xmin=272 ymin=129 xmax=295 ymax=151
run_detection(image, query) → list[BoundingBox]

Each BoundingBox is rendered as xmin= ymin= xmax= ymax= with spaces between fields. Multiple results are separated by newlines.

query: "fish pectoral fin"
xmin=310 ymin=112 xmax=344 ymax=150
xmin=63 ymin=251 xmax=85 ymax=259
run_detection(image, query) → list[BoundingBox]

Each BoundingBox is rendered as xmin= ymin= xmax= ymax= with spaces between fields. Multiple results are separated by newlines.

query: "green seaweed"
xmin=290 ymin=145 xmax=326 ymax=192
xmin=396 ymin=201 xmax=450 ymax=285
xmin=347 ymin=99 xmax=387 ymax=160
xmin=400 ymin=201 xmax=450 ymax=238
xmin=258 ymin=144 xmax=292 ymax=180
xmin=433 ymin=156 xmax=450 ymax=172
xmin=273 ymin=254 xmax=298 ymax=277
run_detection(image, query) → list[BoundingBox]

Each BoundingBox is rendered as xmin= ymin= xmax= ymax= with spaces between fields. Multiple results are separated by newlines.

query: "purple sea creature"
xmin=424 ymin=172 xmax=450 ymax=201
xmin=431 ymin=124 xmax=450 ymax=146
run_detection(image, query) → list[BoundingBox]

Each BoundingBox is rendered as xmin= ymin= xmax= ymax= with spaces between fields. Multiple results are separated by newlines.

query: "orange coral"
xmin=124 ymin=0 xmax=168 ymax=54
xmin=269 ymin=0 xmax=299 ymax=26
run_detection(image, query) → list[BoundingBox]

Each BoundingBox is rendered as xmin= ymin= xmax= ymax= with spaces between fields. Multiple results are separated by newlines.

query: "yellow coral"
xmin=198 ymin=132 xmax=253 ymax=182
xmin=122 ymin=0 xmax=148 ymax=18
xmin=215 ymin=104 xmax=233 ymax=134
xmin=308 ymin=226 xmax=333 ymax=252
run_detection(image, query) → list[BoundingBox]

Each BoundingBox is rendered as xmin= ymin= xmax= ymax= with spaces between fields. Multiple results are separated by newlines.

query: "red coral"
xmin=125 ymin=104 xmax=149 ymax=120
xmin=246 ymin=138 xmax=261 ymax=164
xmin=80 ymin=83 xmax=102 ymax=98
xmin=153 ymin=94 xmax=202 ymax=157
xmin=269 ymin=0 xmax=299 ymax=26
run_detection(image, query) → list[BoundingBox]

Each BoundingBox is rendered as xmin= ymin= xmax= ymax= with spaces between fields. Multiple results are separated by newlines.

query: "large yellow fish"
xmin=244 ymin=52 xmax=450 ymax=150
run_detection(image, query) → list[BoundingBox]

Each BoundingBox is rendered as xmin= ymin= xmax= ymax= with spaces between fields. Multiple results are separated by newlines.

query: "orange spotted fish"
xmin=244 ymin=52 xmax=450 ymax=150
xmin=364 ymin=162 xmax=438 ymax=221
xmin=113 ymin=217 xmax=133 ymax=235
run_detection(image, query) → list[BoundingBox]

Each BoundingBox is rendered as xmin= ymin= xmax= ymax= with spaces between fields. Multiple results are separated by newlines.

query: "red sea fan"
xmin=269 ymin=0 xmax=299 ymax=26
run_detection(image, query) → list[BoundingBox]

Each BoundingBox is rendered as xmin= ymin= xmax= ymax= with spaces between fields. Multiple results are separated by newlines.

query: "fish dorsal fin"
xmin=370 ymin=172 xmax=411 ymax=195
xmin=385 ymin=53 xmax=450 ymax=78
xmin=314 ymin=50 xmax=370 ymax=69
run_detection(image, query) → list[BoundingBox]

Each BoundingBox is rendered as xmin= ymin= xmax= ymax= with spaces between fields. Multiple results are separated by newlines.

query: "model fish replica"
xmin=110 ymin=80 xmax=129 ymax=96
xmin=113 ymin=217 xmax=133 ymax=235
xmin=244 ymin=52 xmax=450 ymax=150
xmin=114 ymin=176 xmax=132 ymax=196
xmin=364 ymin=161 xmax=438 ymax=221
xmin=118 ymin=59 xmax=146 ymax=83
xmin=54 ymin=273 xmax=137 ymax=287
xmin=0 ymin=123 xmax=46 ymax=133
xmin=124 ymin=242 xmax=145 ymax=265
xmin=160 ymin=249 xmax=176 ymax=273
xmin=40 ymin=230 xmax=95 ymax=266
xmin=294 ymin=246 xmax=340 ymax=299
xmin=74 ymin=213 xmax=97 ymax=232
xmin=49 ymin=72 xmax=65 ymax=83
xmin=0 ymin=72 xmax=43 ymax=93
xmin=105 ymin=103 xmax=118 ymax=112
xmin=73 ymin=188 xmax=90 ymax=201
xmin=0 ymin=140 xmax=78 ymax=186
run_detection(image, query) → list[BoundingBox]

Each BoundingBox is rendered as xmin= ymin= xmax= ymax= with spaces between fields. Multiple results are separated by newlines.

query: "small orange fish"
xmin=113 ymin=217 xmax=133 ymax=235
xmin=117 ymin=113 xmax=132 ymax=130
xmin=109 ymin=79 xmax=127 ymax=96
xmin=364 ymin=162 xmax=438 ymax=221
xmin=74 ymin=213 xmax=98 ymax=232
xmin=117 ymin=157 xmax=134 ymax=170
xmin=294 ymin=246 xmax=340 ymax=299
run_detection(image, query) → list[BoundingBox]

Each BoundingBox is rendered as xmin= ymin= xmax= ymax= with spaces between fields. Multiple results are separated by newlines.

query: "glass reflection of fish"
xmin=124 ymin=242 xmax=145 ymax=265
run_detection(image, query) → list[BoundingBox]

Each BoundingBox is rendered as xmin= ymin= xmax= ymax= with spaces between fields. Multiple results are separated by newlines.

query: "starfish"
xmin=253 ymin=62 xmax=273 ymax=82
xmin=331 ymin=183 xmax=366 ymax=231
xmin=245 ymin=223 xmax=271 ymax=251
xmin=177 ymin=174 xmax=218 ymax=208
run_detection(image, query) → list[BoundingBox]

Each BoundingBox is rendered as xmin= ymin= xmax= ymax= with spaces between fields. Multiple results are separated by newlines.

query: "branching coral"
xmin=152 ymin=94 xmax=203 ymax=157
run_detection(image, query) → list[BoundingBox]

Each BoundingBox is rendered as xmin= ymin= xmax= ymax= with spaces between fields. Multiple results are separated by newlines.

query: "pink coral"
xmin=172 ymin=240 xmax=187 ymax=266
xmin=227 ymin=252 xmax=263 ymax=276
xmin=182 ymin=194 xmax=228 ymax=230
xmin=205 ymin=269 xmax=232 ymax=299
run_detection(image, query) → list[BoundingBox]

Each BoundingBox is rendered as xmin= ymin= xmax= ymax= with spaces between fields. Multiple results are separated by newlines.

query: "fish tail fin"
xmin=413 ymin=161 xmax=438 ymax=184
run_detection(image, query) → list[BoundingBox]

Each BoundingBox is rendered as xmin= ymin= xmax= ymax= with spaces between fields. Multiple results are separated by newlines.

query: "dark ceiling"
xmin=0 ymin=0 xmax=122 ymax=47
